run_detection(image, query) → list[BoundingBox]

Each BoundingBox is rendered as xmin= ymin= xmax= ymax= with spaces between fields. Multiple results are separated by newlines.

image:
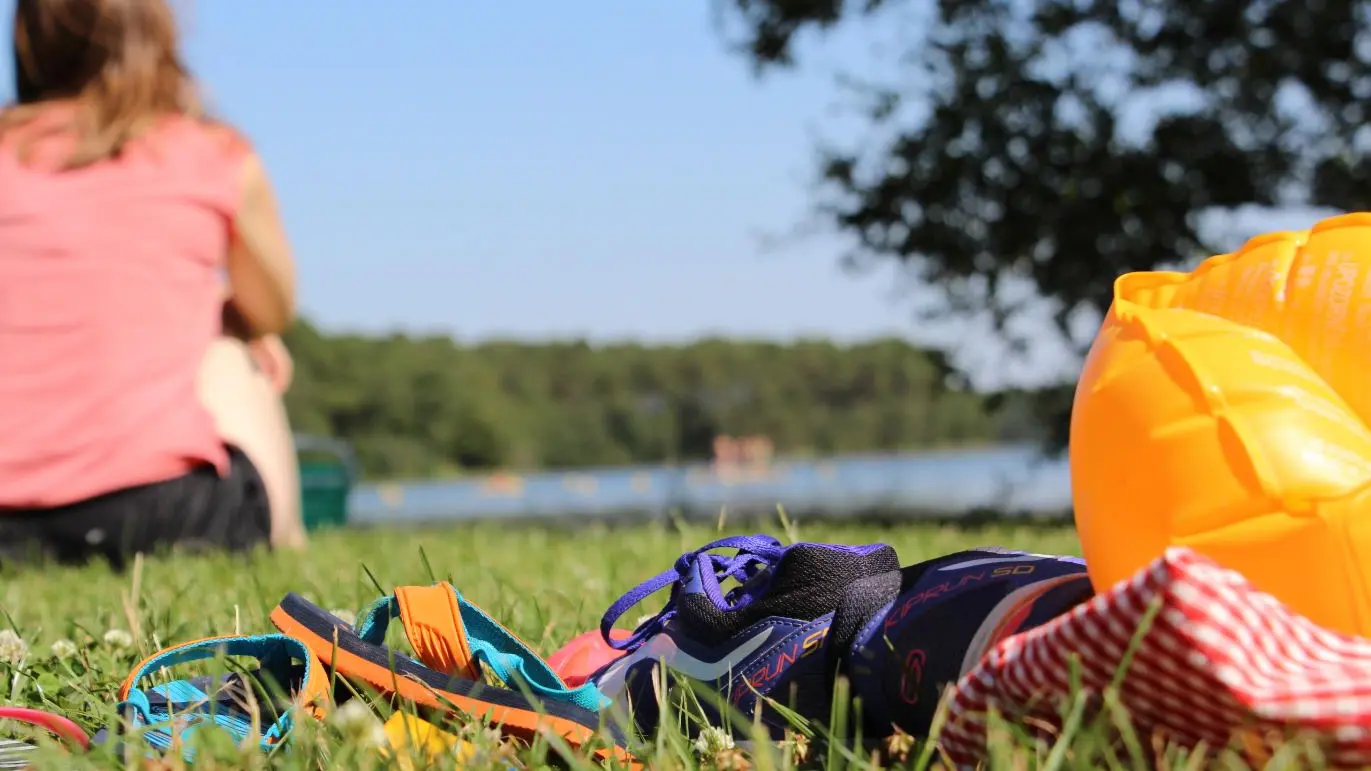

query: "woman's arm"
xmin=225 ymin=151 xmax=297 ymax=336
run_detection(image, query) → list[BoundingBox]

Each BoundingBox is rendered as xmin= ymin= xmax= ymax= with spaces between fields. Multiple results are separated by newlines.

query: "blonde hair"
xmin=0 ymin=0 xmax=205 ymax=168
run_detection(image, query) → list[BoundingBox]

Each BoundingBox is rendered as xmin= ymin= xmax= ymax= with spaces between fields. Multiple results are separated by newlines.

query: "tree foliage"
xmin=715 ymin=0 xmax=1371 ymax=444
xmin=282 ymin=320 xmax=1032 ymax=479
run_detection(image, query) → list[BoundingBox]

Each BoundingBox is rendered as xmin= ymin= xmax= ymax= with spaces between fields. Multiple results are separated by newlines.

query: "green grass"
xmin=0 ymin=519 xmax=1319 ymax=769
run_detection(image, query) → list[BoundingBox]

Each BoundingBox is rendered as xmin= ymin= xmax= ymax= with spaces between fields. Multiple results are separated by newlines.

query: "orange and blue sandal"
xmin=269 ymin=582 xmax=638 ymax=765
xmin=93 ymin=634 xmax=331 ymax=761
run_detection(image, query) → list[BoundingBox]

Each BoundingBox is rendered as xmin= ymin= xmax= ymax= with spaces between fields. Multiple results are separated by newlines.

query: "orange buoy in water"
xmin=1071 ymin=213 xmax=1371 ymax=636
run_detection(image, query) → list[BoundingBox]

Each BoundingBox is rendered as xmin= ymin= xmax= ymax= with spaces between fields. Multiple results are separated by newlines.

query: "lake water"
xmin=348 ymin=443 xmax=1073 ymax=525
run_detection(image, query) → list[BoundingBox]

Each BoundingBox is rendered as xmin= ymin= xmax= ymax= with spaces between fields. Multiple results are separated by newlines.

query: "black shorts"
xmin=0 ymin=446 xmax=272 ymax=570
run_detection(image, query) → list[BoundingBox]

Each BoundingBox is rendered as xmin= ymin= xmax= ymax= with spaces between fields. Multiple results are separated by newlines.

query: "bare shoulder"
xmin=192 ymin=118 xmax=276 ymax=198
xmin=192 ymin=118 xmax=254 ymax=166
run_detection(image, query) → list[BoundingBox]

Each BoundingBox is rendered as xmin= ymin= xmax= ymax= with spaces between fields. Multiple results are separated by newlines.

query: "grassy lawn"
xmin=0 ymin=519 xmax=1303 ymax=769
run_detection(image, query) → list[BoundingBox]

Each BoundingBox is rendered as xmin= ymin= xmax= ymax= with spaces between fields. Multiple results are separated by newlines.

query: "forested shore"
xmin=282 ymin=321 xmax=1043 ymax=479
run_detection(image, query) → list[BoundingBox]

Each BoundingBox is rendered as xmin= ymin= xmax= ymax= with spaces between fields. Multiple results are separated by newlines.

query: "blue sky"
xmin=0 ymin=1 xmax=1336 ymax=388
xmin=177 ymin=1 xmax=912 ymax=342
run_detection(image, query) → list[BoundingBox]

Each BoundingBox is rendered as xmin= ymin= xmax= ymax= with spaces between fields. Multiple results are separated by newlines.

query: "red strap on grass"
xmin=0 ymin=707 xmax=90 ymax=750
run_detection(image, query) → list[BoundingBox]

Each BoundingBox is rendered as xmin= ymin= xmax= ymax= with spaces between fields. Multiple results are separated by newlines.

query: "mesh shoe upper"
xmin=593 ymin=534 xmax=900 ymax=739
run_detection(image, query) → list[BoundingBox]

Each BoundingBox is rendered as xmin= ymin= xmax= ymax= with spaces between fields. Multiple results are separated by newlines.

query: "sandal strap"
xmin=356 ymin=582 xmax=609 ymax=711
xmin=394 ymin=583 xmax=481 ymax=680
xmin=118 ymin=634 xmax=330 ymax=722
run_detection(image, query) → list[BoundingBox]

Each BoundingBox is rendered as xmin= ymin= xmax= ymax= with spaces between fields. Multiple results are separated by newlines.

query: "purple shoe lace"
xmin=600 ymin=534 xmax=789 ymax=652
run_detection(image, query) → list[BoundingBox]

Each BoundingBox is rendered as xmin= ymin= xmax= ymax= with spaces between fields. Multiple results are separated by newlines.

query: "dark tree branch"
xmin=714 ymin=0 xmax=1371 ymax=448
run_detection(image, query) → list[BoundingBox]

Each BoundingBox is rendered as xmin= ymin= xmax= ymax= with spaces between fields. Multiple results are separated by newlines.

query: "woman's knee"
xmin=198 ymin=336 xmax=305 ymax=549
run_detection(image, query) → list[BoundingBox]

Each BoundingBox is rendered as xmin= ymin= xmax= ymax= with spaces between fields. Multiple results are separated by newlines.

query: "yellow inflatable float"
xmin=1071 ymin=212 xmax=1371 ymax=637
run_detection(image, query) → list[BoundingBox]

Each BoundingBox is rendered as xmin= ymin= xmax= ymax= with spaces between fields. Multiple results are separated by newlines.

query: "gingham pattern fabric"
xmin=940 ymin=547 xmax=1371 ymax=769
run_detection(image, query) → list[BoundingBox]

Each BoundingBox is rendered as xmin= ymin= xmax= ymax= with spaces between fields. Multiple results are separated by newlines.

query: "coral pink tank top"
xmin=0 ymin=113 xmax=241 ymax=508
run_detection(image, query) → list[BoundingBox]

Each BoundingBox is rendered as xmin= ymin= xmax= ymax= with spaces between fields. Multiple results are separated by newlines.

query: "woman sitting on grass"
xmin=0 ymin=0 xmax=307 ymax=565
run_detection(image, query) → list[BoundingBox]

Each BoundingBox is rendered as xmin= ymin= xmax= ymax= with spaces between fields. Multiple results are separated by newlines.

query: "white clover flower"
xmin=634 ymin=613 xmax=656 ymax=629
xmin=329 ymin=609 xmax=357 ymax=628
xmin=359 ymin=720 xmax=388 ymax=749
xmin=329 ymin=700 xmax=376 ymax=731
xmin=50 ymin=639 xmax=77 ymax=660
xmin=328 ymin=700 xmax=388 ymax=748
xmin=102 ymin=629 xmax=133 ymax=649
xmin=0 ymin=630 xmax=27 ymax=666
xmin=693 ymin=726 xmax=735 ymax=756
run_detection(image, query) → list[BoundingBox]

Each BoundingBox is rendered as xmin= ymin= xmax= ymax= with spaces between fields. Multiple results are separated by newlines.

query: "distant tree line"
xmin=281 ymin=320 xmax=1042 ymax=480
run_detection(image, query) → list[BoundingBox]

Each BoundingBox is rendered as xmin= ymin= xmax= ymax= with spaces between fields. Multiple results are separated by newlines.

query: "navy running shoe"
xmin=591 ymin=534 xmax=902 ymax=741
xmin=836 ymin=547 xmax=1094 ymax=738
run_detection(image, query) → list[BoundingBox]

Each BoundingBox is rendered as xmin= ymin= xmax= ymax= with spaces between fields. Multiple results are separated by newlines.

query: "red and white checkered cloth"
xmin=940 ymin=547 xmax=1371 ymax=768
